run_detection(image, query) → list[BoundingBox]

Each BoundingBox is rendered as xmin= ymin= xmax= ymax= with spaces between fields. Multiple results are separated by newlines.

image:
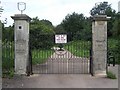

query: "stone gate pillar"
xmin=92 ymin=15 xmax=109 ymax=76
xmin=11 ymin=14 xmax=31 ymax=75
xmin=0 ymin=21 xmax=2 ymax=90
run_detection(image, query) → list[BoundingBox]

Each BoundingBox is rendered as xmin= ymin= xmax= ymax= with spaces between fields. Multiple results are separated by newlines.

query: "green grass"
xmin=64 ymin=40 xmax=91 ymax=58
xmin=32 ymin=49 xmax=54 ymax=64
xmin=107 ymin=71 xmax=117 ymax=79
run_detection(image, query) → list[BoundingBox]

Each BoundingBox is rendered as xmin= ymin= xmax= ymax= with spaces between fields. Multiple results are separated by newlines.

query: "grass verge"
xmin=107 ymin=71 xmax=117 ymax=79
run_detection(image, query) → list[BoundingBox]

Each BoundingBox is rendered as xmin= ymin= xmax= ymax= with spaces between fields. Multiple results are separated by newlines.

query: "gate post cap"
xmin=11 ymin=14 xmax=31 ymax=22
xmin=92 ymin=15 xmax=110 ymax=21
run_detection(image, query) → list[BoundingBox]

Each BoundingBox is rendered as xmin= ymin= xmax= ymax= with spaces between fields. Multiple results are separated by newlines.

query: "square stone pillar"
xmin=11 ymin=14 xmax=31 ymax=75
xmin=0 ymin=21 xmax=2 ymax=90
xmin=92 ymin=15 xmax=109 ymax=76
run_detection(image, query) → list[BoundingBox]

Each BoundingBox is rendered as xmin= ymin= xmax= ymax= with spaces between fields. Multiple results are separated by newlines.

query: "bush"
xmin=30 ymin=18 xmax=55 ymax=50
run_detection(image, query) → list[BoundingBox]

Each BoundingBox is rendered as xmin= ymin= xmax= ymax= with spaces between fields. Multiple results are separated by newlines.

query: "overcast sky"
xmin=0 ymin=0 xmax=119 ymax=27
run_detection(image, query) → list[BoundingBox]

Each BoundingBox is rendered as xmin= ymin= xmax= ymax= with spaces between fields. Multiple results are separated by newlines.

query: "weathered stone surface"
xmin=0 ymin=21 xmax=2 ymax=90
xmin=92 ymin=15 xmax=109 ymax=76
xmin=11 ymin=14 xmax=31 ymax=75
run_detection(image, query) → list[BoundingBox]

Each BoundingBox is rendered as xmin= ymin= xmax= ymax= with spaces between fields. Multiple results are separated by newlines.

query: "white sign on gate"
xmin=55 ymin=34 xmax=67 ymax=43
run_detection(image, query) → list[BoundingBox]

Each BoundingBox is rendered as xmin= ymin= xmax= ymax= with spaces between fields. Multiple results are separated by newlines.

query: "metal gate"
xmin=31 ymin=33 xmax=91 ymax=74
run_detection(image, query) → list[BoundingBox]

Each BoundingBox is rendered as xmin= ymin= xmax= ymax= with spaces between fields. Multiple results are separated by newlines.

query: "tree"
xmin=61 ymin=12 xmax=85 ymax=41
xmin=30 ymin=17 xmax=55 ymax=49
xmin=90 ymin=2 xmax=115 ymax=16
xmin=112 ymin=13 xmax=120 ymax=37
xmin=2 ymin=25 xmax=14 ymax=42
xmin=61 ymin=12 xmax=85 ymax=34
xmin=61 ymin=12 xmax=91 ymax=41
xmin=54 ymin=24 xmax=66 ymax=34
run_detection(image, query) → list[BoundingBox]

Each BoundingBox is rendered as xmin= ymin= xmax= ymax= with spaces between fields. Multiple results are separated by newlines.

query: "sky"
xmin=0 ymin=0 xmax=119 ymax=27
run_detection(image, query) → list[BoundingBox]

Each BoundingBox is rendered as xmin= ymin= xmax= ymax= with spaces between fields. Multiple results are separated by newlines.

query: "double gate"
xmin=30 ymin=33 xmax=92 ymax=74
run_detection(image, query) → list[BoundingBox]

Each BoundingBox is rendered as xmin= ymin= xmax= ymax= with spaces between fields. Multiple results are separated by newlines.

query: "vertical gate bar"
xmin=5 ymin=41 xmax=7 ymax=72
xmin=75 ymin=37 xmax=77 ymax=74
xmin=41 ymin=35 xmax=42 ymax=74
xmin=51 ymin=35 xmax=53 ymax=74
xmin=81 ymin=40 xmax=82 ymax=74
xmin=8 ymin=37 xmax=10 ymax=72
xmin=41 ymin=35 xmax=43 ymax=74
xmin=72 ymin=33 xmax=74 ymax=74
xmin=46 ymin=35 xmax=47 ymax=74
xmin=4 ymin=41 xmax=5 ymax=71
xmin=88 ymin=41 xmax=90 ymax=73
xmin=66 ymin=42 xmax=68 ymax=74
xmin=33 ymin=50 xmax=35 ymax=74
xmin=83 ymin=40 xmax=85 ymax=74
xmin=58 ymin=44 xmax=59 ymax=74
xmin=86 ymin=41 xmax=88 ymax=73
xmin=71 ymin=33 xmax=74 ymax=74
xmin=46 ymin=35 xmax=48 ymax=74
xmin=78 ymin=40 xmax=80 ymax=74
xmin=51 ymin=47 xmax=52 ymax=74
xmin=87 ymin=41 xmax=89 ymax=73
xmin=82 ymin=41 xmax=84 ymax=74
xmin=76 ymin=39 xmax=81 ymax=73
xmin=39 ymin=48 xmax=41 ymax=74
xmin=83 ymin=40 xmax=84 ymax=73
xmin=34 ymin=50 xmax=36 ymax=73
xmin=51 ymin=34 xmax=53 ymax=74
xmin=55 ymin=43 xmax=56 ymax=74
xmin=84 ymin=41 xmax=86 ymax=73
xmin=71 ymin=41 xmax=73 ymax=74
xmin=79 ymin=40 xmax=83 ymax=73
xmin=69 ymin=33 xmax=74 ymax=73
xmin=37 ymin=48 xmax=39 ymax=74
xmin=61 ymin=45 xmax=62 ymax=74
xmin=66 ymin=43 xmax=67 ymax=74
xmin=8 ymin=37 xmax=9 ymax=72
xmin=53 ymin=43 xmax=59 ymax=73
xmin=37 ymin=48 xmax=38 ymax=74
xmin=36 ymin=49 xmax=37 ymax=67
xmin=79 ymin=39 xmax=80 ymax=74
xmin=45 ymin=34 xmax=47 ymax=74
xmin=63 ymin=46 xmax=64 ymax=74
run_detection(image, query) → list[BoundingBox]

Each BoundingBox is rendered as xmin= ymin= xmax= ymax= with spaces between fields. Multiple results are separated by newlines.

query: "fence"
xmin=2 ymin=28 xmax=14 ymax=77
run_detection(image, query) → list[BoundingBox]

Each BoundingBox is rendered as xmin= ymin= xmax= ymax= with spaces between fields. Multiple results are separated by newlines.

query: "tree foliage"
xmin=61 ymin=12 xmax=85 ymax=33
xmin=60 ymin=12 xmax=91 ymax=41
xmin=112 ymin=13 xmax=120 ymax=37
xmin=90 ymin=2 xmax=115 ymax=16
xmin=2 ymin=25 xmax=14 ymax=42
xmin=54 ymin=24 xmax=66 ymax=34
xmin=30 ymin=17 xmax=55 ymax=49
